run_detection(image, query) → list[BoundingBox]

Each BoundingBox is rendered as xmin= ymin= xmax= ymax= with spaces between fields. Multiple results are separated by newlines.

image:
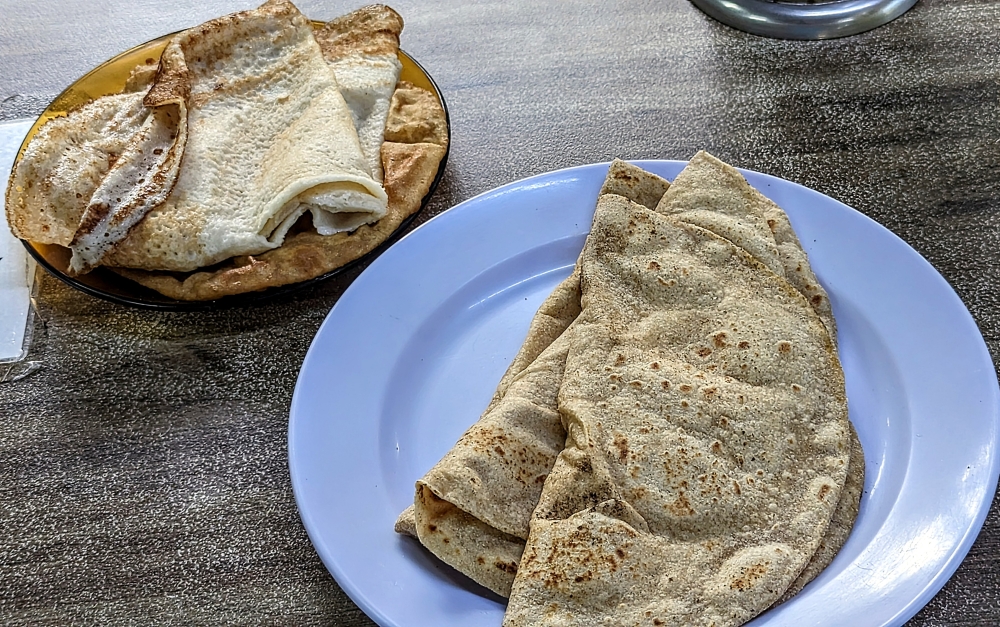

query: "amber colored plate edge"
xmin=15 ymin=26 xmax=450 ymax=311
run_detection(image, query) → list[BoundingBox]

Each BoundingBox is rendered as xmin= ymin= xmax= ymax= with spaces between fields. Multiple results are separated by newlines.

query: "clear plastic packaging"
xmin=0 ymin=119 xmax=41 ymax=381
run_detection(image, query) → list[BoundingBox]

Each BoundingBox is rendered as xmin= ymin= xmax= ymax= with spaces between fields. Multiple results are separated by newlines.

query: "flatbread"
xmin=400 ymin=163 xmax=669 ymax=597
xmin=383 ymin=80 xmax=450 ymax=147
xmin=503 ymin=155 xmax=851 ymax=626
xmin=396 ymin=161 xmax=864 ymax=608
xmin=407 ymin=270 xmax=582 ymax=596
xmin=7 ymin=1 xmax=389 ymax=274
xmin=401 ymin=156 xmax=861 ymax=619
xmin=5 ymin=54 xmax=187 ymax=276
xmin=315 ymin=4 xmax=403 ymax=184
xmin=113 ymin=81 xmax=448 ymax=300
xmin=103 ymin=0 xmax=387 ymax=272
xmin=778 ymin=421 xmax=863 ymax=603
xmin=7 ymin=2 xmax=448 ymax=300
xmin=65 ymin=45 xmax=190 ymax=274
xmin=5 ymin=92 xmax=159 ymax=249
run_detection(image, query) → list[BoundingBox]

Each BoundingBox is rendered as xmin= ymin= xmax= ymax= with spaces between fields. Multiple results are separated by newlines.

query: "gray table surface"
xmin=2 ymin=0 xmax=999 ymax=624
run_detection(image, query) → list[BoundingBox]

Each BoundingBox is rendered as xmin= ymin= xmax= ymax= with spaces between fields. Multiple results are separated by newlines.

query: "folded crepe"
xmin=503 ymin=155 xmax=851 ymax=626
xmin=108 ymin=0 xmax=388 ymax=272
xmin=7 ymin=0 xmax=391 ymax=275
xmin=5 ymin=89 xmax=185 ymax=275
xmin=111 ymin=80 xmax=448 ymax=300
xmin=315 ymin=4 xmax=404 ymax=184
xmin=399 ymin=155 xmax=861 ymax=617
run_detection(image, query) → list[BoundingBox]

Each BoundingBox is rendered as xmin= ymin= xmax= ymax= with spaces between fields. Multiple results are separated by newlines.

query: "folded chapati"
xmin=503 ymin=154 xmax=851 ymax=626
xmin=400 ymin=155 xmax=861 ymax=622
xmin=398 ymin=161 xmax=671 ymax=597
xmin=405 ymin=269 xmax=583 ymax=596
xmin=779 ymin=421 xmax=863 ymax=603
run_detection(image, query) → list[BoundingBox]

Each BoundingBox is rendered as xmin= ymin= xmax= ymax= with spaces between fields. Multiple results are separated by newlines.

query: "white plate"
xmin=289 ymin=161 xmax=1000 ymax=627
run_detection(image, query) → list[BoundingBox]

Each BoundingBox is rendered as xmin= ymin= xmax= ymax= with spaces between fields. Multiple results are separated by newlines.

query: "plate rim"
xmin=289 ymin=159 xmax=1000 ymax=627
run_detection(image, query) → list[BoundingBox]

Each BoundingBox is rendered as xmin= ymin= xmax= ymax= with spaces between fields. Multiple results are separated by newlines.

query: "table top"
xmin=2 ymin=0 xmax=999 ymax=624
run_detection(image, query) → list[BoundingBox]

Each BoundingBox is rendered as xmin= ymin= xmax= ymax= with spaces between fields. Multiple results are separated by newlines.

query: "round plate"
xmin=289 ymin=161 xmax=1000 ymax=627
xmin=13 ymin=29 xmax=449 ymax=311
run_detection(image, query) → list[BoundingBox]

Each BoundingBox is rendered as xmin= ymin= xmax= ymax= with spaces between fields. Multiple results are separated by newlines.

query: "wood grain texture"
xmin=2 ymin=0 xmax=1000 ymax=624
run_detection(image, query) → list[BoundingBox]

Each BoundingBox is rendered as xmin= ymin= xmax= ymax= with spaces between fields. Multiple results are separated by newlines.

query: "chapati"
xmin=503 ymin=154 xmax=851 ymax=626
xmin=401 ymin=162 xmax=671 ymax=597
xmin=399 ymin=156 xmax=861 ymax=623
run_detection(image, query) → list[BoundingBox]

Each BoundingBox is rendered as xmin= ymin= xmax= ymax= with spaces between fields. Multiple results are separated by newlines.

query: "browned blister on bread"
xmin=313 ymin=3 xmax=403 ymax=58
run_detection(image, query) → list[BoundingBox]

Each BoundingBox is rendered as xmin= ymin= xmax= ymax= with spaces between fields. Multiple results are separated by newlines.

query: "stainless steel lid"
xmin=689 ymin=0 xmax=918 ymax=39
